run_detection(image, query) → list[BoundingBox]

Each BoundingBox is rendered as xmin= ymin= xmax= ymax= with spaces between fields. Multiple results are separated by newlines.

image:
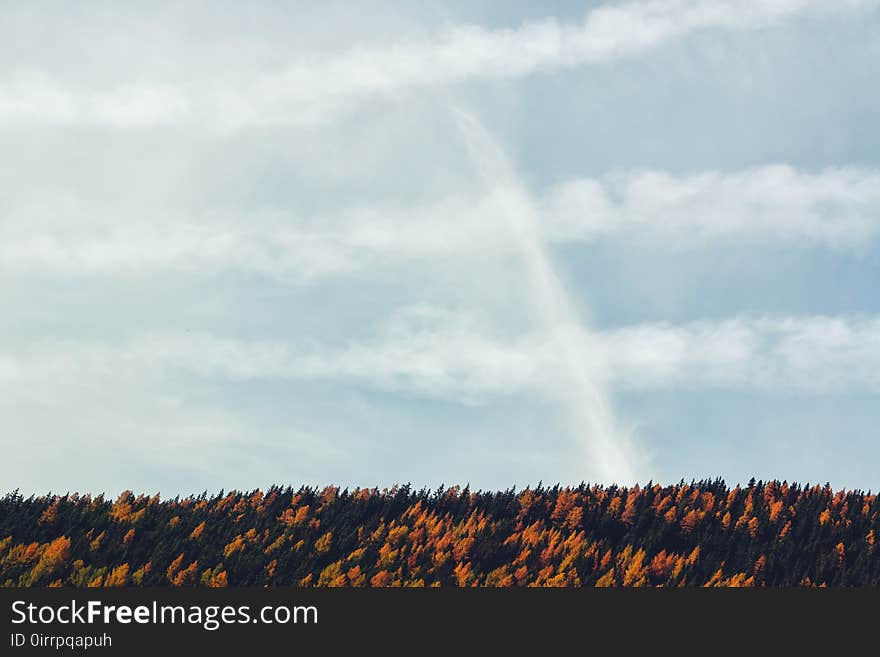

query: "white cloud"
xmin=0 ymin=307 xmax=536 ymax=406
xmin=545 ymin=165 xmax=880 ymax=247
xmin=3 ymin=164 xmax=879 ymax=282
xmin=5 ymin=308 xmax=878 ymax=489
xmin=0 ymin=198 xmax=505 ymax=281
xmin=0 ymin=74 xmax=190 ymax=127
xmin=4 ymin=313 xmax=880 ymax=403
xmin=598 ymin=316 xmax=880 ymax=391
xmin=1 ymin=0 xmax=875 ymax=128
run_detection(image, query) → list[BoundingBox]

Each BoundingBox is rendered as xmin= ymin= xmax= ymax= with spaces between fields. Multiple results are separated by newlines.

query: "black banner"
xmin=0 ymin=587 xmax=874 ymax=653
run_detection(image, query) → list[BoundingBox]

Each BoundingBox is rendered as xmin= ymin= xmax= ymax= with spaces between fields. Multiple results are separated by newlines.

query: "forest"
xmin=1 ymin=479 xmax=878 ymax=587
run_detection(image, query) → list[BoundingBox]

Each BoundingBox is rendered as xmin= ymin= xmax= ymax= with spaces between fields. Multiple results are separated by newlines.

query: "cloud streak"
xmin=454 ymin=110 xmax=636 ymax=482
xmin=4 ymin=313 xmax=880 ymax=404
xmin=1 ymin=0 xmax=876 ymax=128
xmin=3 ymin=165 xmax=879 ymax=282
xmin=545 ymin=165 xmax=880 ymax=247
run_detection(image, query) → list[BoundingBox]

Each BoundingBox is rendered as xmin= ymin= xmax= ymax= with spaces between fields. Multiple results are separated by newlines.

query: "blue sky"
xmin=2 ymin=0 xmax=880 ymax=494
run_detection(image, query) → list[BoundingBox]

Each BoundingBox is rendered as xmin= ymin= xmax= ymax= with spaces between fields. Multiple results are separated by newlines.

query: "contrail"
xmin=454 ymin=109 xmax=635 ymax=483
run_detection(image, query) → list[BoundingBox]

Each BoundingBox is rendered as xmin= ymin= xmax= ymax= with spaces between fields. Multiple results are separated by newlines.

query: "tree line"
xmin=1 ymin=479 xmax=878 ymax=587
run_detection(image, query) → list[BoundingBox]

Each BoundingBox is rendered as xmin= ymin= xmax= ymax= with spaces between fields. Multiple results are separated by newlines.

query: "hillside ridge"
xmin=1 ymin=479 xmax=877 ymax=587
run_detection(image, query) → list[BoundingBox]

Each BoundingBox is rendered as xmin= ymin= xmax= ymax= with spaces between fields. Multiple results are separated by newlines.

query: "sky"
xmin=2 ymin=0 xmax=880 ymax=495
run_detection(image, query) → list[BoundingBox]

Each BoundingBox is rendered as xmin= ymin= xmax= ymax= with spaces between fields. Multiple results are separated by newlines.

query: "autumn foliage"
xmin=2 ymin=479 xmax=879 ymax=587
